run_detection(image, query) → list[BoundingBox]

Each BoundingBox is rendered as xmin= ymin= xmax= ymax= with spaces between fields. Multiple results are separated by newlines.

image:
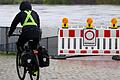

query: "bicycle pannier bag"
xmin=38 ymin=46 xmax=50 ymax=67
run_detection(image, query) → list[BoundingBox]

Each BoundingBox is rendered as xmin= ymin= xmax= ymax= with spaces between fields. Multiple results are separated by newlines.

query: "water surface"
xmin=0 ymin=5 xmax=120 ymax=37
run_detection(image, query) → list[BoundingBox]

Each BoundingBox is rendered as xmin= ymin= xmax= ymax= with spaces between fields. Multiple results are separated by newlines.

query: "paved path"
xmin=0 ymin=55 xmax=120 ymax=80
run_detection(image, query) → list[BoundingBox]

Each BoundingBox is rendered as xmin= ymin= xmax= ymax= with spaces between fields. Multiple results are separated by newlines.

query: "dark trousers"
xmin=17 ymin=37 xmax=39 ymax=53
xmin=16 ymin=33 xmax=41 ymax=53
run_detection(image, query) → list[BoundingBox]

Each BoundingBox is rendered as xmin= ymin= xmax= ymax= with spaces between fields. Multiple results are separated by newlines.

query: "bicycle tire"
xmin=16 ymin=53 xmax=27 ymax=80
xmin=29 ymin=54 xmax=40 ymax=80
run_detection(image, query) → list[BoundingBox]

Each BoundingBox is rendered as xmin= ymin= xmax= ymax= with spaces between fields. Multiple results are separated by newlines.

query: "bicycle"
xmin=11 ymin=34 xmax=40 ymax=80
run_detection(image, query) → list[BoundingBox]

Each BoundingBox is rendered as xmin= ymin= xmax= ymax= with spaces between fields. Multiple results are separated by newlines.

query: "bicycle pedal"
xmin=32 ymin=73 xmax=36 ymax=76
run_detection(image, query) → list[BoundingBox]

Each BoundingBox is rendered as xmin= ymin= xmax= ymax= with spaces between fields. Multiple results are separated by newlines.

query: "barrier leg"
xmin=51 ymin=55 xmax=66 ymax=59
xmin=112 ymin=55 xmax=120 ymax=60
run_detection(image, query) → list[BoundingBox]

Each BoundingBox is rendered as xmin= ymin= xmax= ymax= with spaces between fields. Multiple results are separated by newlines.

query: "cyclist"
xmin=8 ymin=1 xmax=41 ymax=54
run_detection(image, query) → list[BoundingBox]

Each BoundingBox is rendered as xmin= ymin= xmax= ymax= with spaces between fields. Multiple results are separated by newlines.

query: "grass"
xmin=1 ymin=0 xmax=120 ymax=4
xmin=0 ymin=51 xmax=16 ymax=56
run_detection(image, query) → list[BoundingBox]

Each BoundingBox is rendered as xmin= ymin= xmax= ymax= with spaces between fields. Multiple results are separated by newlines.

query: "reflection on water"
xmin=0 ymin=5 xmax=120 ymax=37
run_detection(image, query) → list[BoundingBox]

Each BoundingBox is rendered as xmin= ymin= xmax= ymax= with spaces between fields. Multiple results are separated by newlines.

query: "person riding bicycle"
xmin=8 ymin=1 xmax=41 ymax=54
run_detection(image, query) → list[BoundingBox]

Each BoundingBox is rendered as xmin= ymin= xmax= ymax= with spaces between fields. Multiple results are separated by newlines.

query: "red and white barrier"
xmin=58 ymin=28 xmax=120 ymax=55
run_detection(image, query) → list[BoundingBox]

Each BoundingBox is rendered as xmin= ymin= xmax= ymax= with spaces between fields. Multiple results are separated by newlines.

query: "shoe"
xmin=32 ymin=70 xmax=38 ymax=76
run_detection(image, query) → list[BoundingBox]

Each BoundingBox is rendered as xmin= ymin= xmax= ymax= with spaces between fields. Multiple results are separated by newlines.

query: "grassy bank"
xmin=96 ymin=0 xmax=120 ymax=4
xmin=1 ymin=0 xmax=120 ymax=4
xmin=0 ymin=0 xmax=42 ymax=4
xmin=43 ymin=0 xmax=120 ymax=4
xmin=0 ymin=51 xmax=16 ymax=56
xmin=0 ymin=0 xmax=22 ymax=4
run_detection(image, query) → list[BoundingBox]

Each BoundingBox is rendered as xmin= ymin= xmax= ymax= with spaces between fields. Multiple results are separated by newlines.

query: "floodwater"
xmin=0 ymin=5 xmax=120 ymax=37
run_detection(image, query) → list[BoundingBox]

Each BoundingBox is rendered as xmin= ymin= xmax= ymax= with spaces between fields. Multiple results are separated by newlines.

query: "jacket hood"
xmin=19 ymin=1 xmax=32 ymax=11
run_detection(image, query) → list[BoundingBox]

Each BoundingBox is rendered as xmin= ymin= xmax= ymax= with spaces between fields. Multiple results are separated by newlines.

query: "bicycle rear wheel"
xmin=16 ymin=53 xmax=27 ymax=80
xmin=29 ymin=55 xmax=39 ymax=80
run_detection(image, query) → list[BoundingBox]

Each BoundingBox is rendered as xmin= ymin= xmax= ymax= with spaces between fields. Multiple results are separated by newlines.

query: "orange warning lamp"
xmin=111 ymin=18 xmax=117 ymax=24
xmin=87 ymin=18 xmax=93 ymax=24
xmin=62 ymin=18 xmax=68 ymax=28
xmin=62 ymin=18 xmax=68 ymax=24
xmin=111 ymin=18 xmax=118 ymax=29
xmin=86 ymin=18 xmax=93 ymax=29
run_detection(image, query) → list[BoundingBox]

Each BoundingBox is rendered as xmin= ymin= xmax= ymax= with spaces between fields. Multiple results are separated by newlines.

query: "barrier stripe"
xmin=59 ymin=38 xmax=62 ymax=49
xmin=116 ymin=51 xmax=119 ymax=54
xmin=71 ymin=38 xmax=74 ymax=49
xmin=76 ymin=38 xmax=79 ymax=49
xmin=80 ymin=38 xmax=82 ymax=49
xmin=69 ymin=30 xmax=75 ymax=37
xmin=94 ymin=38 xmax=97 ymax=49
xmin=92 ymin=50 xmax=99 ymax=54
xmin=64 ymin=30 xmax=69 ymax=37
xmin=80 ymin=30 xmax=83 ymax=37
xmin=106 ymin=38 xmax=109 ymax=49
xmin=64 ymin=38 xmax=68 ymax=49
xmin=119 ymin=30 xmax=120 ymax=37
xmin=104 ymin=50 xmax=110 ymax=54
xmin=81 ymin=50 xmax=87 ymax=54
xmin=69 ymin=50 xmax=75 ymax=54
xmin=109 ymin=38 xmax=111 ymax=49
xmin=103 ymin=38 xmax=106 ymax=49
xmin=100 ymin=38 xmax=103 ymax=49
xmin=60 ymin=30 xmax=63 ymax=37
xmin=111 ymin=30 xmax=116 ymax=37
xmin=75 ymin=29 xmax=80 ymax=37
xmin=68 ymin=38 xmax=70 ymax=49
xmin=74 ymin=38 xmax=76 ymax=49
xmin=62 ymin=38 xmax=64 ymax=49
xmin=104 ymin=30 xmax=110 ymax=37
xmin=116 ymin=30 xmax=119 ymax=37
xmin=60 ymin=50 xmax=63 ymax=53
xmin=60 ymin=29 xmax=120 ymax=38
xmin=59 ymin=50 xmax=120 ymax=54
xmin=58 ymin=29 xmax=120 ymax=55
xmin=111 ymin=38 xmax=115 ymax=49
xmin=115 ymin=39 xmax=117 ymax=49
xmin=96 ymin=30 xmax=99 ymax=37
xmin=97 ymin=38 xmax=100 ymax=49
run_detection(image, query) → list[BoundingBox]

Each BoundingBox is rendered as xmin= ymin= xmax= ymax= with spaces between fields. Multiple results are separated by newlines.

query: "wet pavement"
xmin=0 ymin=55 xmax=120 ymax=80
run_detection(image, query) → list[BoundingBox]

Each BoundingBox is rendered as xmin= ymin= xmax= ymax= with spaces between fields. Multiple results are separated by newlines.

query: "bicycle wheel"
xmin=29 ymin=55 xmax=39 ymax=80
xmin=16 ymin=53 xmax=27 ymax=80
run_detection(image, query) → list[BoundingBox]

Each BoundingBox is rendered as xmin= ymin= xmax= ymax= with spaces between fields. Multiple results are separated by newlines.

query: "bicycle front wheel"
xmin=29 ymin=55 xmax=40 ymax=80
xmin=16 ymin=53 xmax=27 ymax=80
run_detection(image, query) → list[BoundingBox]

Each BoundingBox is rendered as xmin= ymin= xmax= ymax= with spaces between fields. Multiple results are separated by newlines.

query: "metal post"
xmin=6 ymin=27 xmax=9 ymax=54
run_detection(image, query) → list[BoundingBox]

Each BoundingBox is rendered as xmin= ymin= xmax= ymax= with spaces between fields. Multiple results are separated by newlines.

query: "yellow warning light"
xmin=62 ymin=18 xmax=68 ymax=29
xmin=86 ymin=18 xmax=94 ymax=29
xmin=111 ymin=18 xmax=118 ymax=29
